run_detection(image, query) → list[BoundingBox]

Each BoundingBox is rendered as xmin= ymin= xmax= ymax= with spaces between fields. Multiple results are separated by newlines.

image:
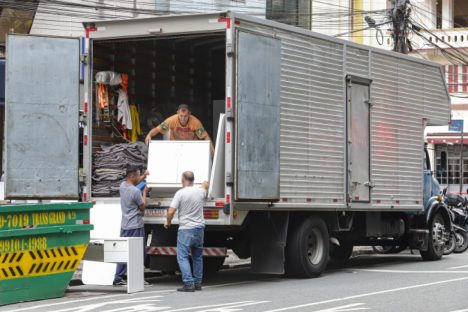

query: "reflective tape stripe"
xmin=146 ymin=246 xmax=226 ymax=257
xmin=0 ymin=244 xmax=87 ymax=280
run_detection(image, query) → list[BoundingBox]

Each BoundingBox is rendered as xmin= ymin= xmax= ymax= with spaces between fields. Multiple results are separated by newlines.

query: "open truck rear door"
xmin=5 ymin=35 xmax=80 ymax=199
xmin=235 ymin=31 xmax=281 ymax=201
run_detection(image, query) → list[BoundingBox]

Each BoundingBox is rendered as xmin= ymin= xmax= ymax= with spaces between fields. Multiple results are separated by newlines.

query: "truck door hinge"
xmin=226 ymin=173 xmax=233 ymax=186
xmin=80 ymin=53 xmax=89 ymax=65
xmin=226 ymin=44 xmax=234 ymax=58
xmin=225 ymin=111 xmax=235 ymax=121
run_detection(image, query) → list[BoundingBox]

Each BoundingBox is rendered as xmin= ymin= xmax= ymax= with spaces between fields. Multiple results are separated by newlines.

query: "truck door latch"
xmin=364 ymin=181 xmax=375 ymax=188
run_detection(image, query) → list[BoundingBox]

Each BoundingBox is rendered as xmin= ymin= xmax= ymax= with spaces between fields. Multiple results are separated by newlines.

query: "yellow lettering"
xmin=12 ymin=214 xmax=18 ymax=227
xmin=24 ymin=214 xmax=29 ymax=227
xmin=59 ymin=212 xmax=65 ymax=223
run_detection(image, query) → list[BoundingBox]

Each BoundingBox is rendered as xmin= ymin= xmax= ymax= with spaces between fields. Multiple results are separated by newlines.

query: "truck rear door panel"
xmin=235 ymin=31 xmax=281 ymax=201
xmin=5 ymin=35 xmax=80 ymax=199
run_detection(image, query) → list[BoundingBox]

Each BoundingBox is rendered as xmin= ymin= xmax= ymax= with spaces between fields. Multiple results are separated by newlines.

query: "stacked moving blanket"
xmin=92 ymin=142 xmax=148 ymax=196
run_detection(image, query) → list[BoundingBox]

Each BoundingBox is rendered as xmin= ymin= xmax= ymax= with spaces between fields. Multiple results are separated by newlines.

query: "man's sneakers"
xmin=114 ymin=280 xmax=152 ymax=287
xmin=177 ymin=283 xmax=202 ymax=292
xmin=177 ymin=284 xmax=195 ymax=292
xmin=113 ymin=280 xmax=127 ymax=287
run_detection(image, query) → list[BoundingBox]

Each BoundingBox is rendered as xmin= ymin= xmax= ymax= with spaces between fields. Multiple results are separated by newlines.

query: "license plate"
xmin=146 ymin=209 xmax=167 ymax=217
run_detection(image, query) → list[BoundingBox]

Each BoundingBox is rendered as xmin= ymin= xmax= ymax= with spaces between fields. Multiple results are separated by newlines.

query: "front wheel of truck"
xmin=420 ymin=212 xmax=447 ymax=261
xmin=285 ymin=217 xmax=329 ymax=278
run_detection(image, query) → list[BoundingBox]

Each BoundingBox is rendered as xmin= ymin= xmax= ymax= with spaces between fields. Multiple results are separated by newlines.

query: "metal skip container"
xmin=0 ymin=202 xmax=93 ymax=305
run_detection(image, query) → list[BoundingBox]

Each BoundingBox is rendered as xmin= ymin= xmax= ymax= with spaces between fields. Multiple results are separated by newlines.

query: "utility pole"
xmin=460 ymin=128 xmax=464 ymax=194
xmin=391 ymin=0 xmax=411 ymax=54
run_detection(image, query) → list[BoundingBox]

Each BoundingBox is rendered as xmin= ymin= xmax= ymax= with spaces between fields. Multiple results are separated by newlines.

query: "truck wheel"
xmin=204 ymin=257 xmax=225 ymax=275
xmin=286 ymin=217 xmax=329 ymax=278
xmin=329 ymin=242 xmax=353 ymax=262
xmin=420 ymin=212 xmax=447 ymax=261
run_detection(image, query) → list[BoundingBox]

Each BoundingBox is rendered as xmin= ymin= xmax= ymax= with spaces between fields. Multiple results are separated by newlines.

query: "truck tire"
xmin=285 ymin=217 xmax=329 ymax=278
xmin=420 ymin=212 xmax=447 ymax=261
xmin=329 ymin=242 xmax=353 ymax=262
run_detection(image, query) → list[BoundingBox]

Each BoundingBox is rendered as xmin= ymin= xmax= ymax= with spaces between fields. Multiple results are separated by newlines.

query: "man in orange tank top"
xmin=145 ymin=104 xmax=214 ymax=156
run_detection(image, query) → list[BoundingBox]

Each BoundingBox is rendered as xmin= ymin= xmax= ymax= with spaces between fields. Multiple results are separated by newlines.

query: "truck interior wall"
xmin=90 ymin=34 xmax=226 ymax=197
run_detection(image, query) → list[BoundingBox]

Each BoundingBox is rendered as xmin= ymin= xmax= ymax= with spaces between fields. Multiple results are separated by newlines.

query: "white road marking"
xmin=264 ymin=276 xmax=468 ymax=312
xmin=359 ymin=269 xmax=468 ymax=274
xmin=165 ymin=300 xmax=270 ymax=312
xmin=6 ymin=290 xmax=173 ymax=312
xmin=52 ymin=295 xmax=165 ymax=312
xmin=451 ymin=309 xmax=468 ymax=312
xmin=98 ymin=304 xmax=170 ymax=312
xmin=5 ymin=278 xmax=271 ymax=312
xmin=312 ymin=303 xmax=369 ymax=312
xmin=448 ymin=264 xmax=468 ymax=270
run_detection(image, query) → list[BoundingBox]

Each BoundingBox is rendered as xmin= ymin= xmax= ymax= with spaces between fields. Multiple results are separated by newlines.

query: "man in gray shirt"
xmin=113 ymin=165 xmax=149 ymax=286
xmin=165 ymin=171 xmax=208 ymax=292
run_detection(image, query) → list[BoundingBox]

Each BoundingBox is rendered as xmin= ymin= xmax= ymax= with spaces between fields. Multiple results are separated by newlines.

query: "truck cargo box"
xmin=4 ymin=12 xmax=450 ymax=229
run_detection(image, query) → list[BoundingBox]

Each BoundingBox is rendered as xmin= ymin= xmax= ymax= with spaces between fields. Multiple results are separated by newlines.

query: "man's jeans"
xmin=113 ymin=227 xmax=145 ymax=283
xmin=177 ymin=228 xmax=204 ymax=286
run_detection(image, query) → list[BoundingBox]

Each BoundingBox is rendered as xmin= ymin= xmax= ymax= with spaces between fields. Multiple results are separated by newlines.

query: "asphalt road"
xmin=3 ymin=251 xmax=468 ymax=312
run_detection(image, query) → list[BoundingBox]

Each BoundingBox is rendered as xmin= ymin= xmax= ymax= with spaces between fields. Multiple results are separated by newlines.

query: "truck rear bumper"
xmin=146 ymin=246 xmax=227 ymax=257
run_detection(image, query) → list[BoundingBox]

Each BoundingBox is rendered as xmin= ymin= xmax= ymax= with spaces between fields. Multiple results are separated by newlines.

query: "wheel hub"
xmin=307 ymin=229 xmax=324 ymax=265
xmin=432 ymin=222 xmax=446 ymax=248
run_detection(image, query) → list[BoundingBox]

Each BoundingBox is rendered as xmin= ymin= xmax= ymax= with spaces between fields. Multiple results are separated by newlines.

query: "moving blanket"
xmin=92 ymin=142 xmax=148 ymax=197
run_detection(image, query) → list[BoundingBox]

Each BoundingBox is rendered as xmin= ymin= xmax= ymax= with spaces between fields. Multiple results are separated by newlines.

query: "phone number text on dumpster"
xmin=0 ymin=237 xmax=47 ymax=253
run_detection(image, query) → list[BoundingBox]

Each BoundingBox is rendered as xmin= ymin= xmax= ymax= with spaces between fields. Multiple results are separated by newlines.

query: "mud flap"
xmin=249 ymin=212 xmax=289 ymax=274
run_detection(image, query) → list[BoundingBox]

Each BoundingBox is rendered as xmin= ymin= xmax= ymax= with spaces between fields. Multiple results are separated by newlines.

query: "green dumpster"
xmin=0 ymin=202 xmax=93 ymax=305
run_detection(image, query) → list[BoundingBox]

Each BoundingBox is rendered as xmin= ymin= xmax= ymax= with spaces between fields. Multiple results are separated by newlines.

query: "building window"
xmin=455 ymin=0 xmax=468 ymax=28
xmin=436 ymin=145 xmax=468 ymax=186
xmin=437 ymin=0 xmax=442 ymax=29
xmin=266 ymin=0 xmax=312 ymax=29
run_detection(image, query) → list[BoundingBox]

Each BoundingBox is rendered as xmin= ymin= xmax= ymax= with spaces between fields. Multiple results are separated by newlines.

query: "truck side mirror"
xmin=443 ymin=188 xmax=447 ymax=195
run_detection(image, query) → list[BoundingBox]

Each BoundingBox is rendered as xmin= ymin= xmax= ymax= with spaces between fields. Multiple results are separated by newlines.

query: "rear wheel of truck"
xmin=329 ymin=242 xmax=353 ymax=262
xmin=420 ymin=212 xmax=447 ymax=261
xmin=286 ymin=217 xmax=329 ymax=278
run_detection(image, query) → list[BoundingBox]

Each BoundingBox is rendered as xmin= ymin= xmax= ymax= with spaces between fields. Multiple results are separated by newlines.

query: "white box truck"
xmin=4 ymin=12 xmax=451 ymax=277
